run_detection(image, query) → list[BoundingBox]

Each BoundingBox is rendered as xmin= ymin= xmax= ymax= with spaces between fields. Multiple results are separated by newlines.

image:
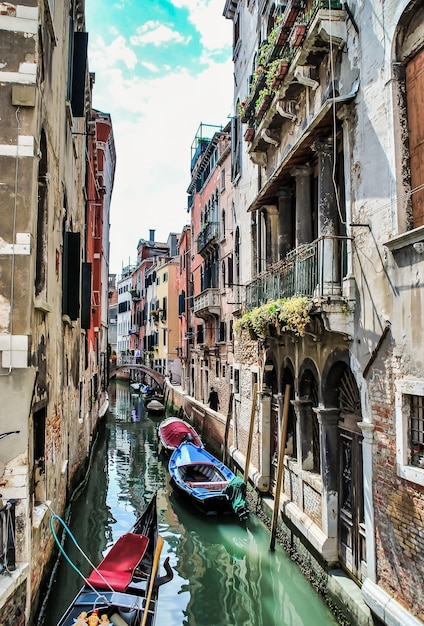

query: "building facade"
xmin=222 ymin=0 xmax=424 ymax=624
xmin=0 ymin=1 xmax=114 ymax=624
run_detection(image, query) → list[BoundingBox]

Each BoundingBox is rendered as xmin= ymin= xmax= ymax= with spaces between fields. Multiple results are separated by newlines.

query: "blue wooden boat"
xmin=168 ymin=442 xmax=249 ymax=521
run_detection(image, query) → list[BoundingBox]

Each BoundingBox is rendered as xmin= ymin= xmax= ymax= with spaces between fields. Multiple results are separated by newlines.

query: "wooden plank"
xmin=270 ymin=384 xmax=291 ymax=551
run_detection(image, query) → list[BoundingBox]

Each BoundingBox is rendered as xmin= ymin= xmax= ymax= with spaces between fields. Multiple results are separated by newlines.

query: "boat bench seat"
xmin=87 ymin=532 xmax=149 ymax=592
xmin=186 ymin=481 xmax=228 ymax=490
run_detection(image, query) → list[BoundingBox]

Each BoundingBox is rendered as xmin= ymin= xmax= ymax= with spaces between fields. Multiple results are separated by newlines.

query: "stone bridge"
xmin=109 ymin=363 xmax=165 ymax=389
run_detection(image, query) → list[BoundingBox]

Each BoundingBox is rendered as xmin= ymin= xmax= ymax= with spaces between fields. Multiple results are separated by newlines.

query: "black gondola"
xmin=55 ymin=493 xmax=173 ymax=626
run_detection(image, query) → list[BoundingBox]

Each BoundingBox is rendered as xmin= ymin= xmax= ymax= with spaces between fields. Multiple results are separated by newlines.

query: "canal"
xmin=41 ymin=380 xmax=340 ymax=626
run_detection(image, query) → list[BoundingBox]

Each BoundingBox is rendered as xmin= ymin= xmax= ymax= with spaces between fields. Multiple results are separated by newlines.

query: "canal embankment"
xmin=164 ymin=379 xmax=375 ymax=626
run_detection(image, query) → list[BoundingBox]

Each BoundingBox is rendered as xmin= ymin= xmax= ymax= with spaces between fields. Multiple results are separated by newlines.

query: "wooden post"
xmin=140 ymin=535 xmax=164 ymax=626
xmin=269 ymin=384 xmax=291 ymax=551
xmin=223 ymin=392 xmax=234 ymax=465
xmin=244 ymin=383 xmax=258 ymax=483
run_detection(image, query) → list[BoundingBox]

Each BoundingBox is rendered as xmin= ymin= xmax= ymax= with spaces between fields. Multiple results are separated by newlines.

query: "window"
xmin=395 ymin=379 xmax=424 ymax=486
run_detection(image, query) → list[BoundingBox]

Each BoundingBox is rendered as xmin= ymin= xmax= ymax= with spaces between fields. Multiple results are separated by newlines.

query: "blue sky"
xmin=85 ymin=0 xmax=233 ymax=274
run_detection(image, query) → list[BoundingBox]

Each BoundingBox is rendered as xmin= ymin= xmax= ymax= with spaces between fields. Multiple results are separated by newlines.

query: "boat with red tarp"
xmin=55 ymin=493 xmax=173 ymax=626
xmin=158 ymin=416 xmax=203 ymax=454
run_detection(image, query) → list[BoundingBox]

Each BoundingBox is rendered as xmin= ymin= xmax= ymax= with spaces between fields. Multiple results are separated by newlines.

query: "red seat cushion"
xmin=87 ymin=533 xmax=149 ymax=592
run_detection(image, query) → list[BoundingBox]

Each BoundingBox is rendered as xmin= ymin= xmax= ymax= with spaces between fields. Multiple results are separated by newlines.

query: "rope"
xmin=49 ymin=512 xmax=113 ymax=600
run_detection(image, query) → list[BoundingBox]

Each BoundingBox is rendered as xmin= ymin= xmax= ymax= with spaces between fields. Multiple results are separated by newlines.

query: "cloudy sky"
xmin=85 ymin=0 xmax=234 ymax=275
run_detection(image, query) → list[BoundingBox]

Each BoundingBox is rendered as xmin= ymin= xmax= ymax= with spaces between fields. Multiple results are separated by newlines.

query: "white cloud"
xmin=130 ymin=21 xmax=191 ymax=47
xmin=170 ymin=0 xmax=232 ymax=51
xmin=89 ymin=34 xmax=138 ymax=71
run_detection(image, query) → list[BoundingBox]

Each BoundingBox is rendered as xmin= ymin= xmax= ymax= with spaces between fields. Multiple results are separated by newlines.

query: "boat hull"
xmin=168 ymin=442 xmax=236 ymax=516
xmin=158 ymin=417 xmax=203 ymax=453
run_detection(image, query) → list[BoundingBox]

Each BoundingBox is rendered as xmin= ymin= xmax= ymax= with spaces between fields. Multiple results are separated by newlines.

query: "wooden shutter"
xmin=406 ymin=49 xmax=424 ymax=228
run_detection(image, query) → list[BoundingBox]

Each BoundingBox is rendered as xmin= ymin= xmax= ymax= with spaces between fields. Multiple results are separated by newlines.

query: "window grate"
xmin=410 ymin=394 xmax=424 ymax=467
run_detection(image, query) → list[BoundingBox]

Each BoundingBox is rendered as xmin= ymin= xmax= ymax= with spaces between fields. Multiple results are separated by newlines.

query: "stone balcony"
xmin=193 ymin=288 xmax=221 ymax=319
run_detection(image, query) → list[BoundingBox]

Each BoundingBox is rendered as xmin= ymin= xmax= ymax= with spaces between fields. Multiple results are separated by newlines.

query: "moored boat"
xmin=168 ymin=442 xmax=249 ymax=522
xmin=146 ymin=399 xmax=166 ymax=416
xmin=54 ymin=493 xmax=173 ymax=626
xmin=158 ymin=416 xmax=203 ymax=454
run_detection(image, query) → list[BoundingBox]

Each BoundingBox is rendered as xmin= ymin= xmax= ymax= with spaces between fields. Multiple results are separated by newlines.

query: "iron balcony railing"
xmin=0 ymin=499 xmax=17 ymax=574
xmin=197 ymin=221 xmax=219 ymax=253
xmin=245 ymin=236 xmax=350 ymax=310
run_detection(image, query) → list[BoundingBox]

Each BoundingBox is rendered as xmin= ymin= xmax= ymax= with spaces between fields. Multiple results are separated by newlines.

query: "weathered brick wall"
xmin=1 ymin=581 xmax=26 ymax=626
xmin=370 ymin=348 xmax=424 ymax=619
xmin=303 ymin=481 xmax=322 ymax=528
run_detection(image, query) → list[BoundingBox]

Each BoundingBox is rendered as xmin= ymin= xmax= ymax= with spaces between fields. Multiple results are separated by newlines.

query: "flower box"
xmin=244 ymin=127 xmax=255 ymax=142
xmin=270 ymin=60 xmax=289 ymax=89
xmin=281 ymin=1 xmax=302 ymax=29
xmin=289 ymin=23 xmax=306 ymax=48
xmin=256 ymin=95 xmax=272 ymax=118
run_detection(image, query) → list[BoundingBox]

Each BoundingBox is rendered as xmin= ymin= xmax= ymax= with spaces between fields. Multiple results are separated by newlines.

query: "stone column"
xmin=358 ymin=421 xmax=376 ymax=582
xmin=314 ymin=407 xmax=340 ymax=538
xmin=263 ymin=204 xmax=279 ymax=265
xmin=277 ymin=187 xmax=294 ymax=260
xmin=312 ymin=137 xmax=341 ymax=296
xmin=291 ymin=165 xmax=313 ymax=247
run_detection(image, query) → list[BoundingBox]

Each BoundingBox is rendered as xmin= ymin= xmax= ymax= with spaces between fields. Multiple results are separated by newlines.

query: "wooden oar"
xmin=140 ymin=534 xmax=164 ymax=626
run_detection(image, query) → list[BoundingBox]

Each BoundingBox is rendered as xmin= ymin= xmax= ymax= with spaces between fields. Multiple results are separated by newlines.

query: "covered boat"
xmin=146 ymin=399 xmax=165 ymax=416
xmin=55 ymin=493 xmax=172 ymax=626
xmin=158 ymin=416 xmax=203 ymax=454
xmin=168 ymin=442 xmax=249 ymax=522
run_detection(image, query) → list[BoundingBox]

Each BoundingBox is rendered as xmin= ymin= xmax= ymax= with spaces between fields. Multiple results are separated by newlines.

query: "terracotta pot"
xmin=244 ymin=127 xmax=255 ymax=142
xmin=289 ymin=24 xmax=306 ymax=48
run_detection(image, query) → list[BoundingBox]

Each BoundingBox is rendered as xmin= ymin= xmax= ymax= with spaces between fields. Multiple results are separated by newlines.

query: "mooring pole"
xmin=270 ymin=384 xmax=290 ymax=551
xmin=244 ymin=383 xmax=258 ymax=484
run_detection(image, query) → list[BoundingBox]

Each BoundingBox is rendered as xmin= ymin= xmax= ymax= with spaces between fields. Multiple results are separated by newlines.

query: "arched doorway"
xmin=326 ymin=364 xmax=364 ymax=581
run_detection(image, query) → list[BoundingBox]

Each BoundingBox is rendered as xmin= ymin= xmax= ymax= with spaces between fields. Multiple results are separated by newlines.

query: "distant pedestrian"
xmin=168 ymin=369 xmax=173 ymax=383
xmin=208 ymin=387 xmax=219 ymax=411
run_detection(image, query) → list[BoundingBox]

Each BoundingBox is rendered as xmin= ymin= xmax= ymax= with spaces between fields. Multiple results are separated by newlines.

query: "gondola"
xmin=55 ymin=493 xmax=173 ymax=626
xmin=158 ymin=416 xmax=203 ymax=454
xmin=168 ymin=441 xmax=249 ymax=522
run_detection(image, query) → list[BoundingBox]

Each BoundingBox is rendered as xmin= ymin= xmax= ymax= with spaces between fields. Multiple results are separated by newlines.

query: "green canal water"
xmin=42 ymin=380 xmax=340 ymax=626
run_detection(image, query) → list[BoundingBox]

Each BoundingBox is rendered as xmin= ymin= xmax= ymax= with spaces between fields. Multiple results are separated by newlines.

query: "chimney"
xmin=149 ymin=229 xmax=155 ymax=244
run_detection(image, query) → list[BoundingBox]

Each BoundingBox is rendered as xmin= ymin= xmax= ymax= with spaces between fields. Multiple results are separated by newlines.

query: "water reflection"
xmin=42 ymin=381 xmax=339 ymax=626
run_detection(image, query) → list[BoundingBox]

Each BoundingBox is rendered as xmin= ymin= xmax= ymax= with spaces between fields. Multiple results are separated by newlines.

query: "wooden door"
xmin=406 ymin=48 xmax=424 ymax=228
xmin=338 ymin=414 xmax=365 ymax=581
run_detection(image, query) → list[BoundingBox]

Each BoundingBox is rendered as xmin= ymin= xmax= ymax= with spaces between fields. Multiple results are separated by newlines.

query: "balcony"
xmin=193 ymin=288 xmax=221 ymax=319
xmin=239 ymin=1 xmax=346 ymax=132
xmin=197 ymin=221 xmax=219 ymax=253
xmin=245 ymin=236 xmax=354 ymax=338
